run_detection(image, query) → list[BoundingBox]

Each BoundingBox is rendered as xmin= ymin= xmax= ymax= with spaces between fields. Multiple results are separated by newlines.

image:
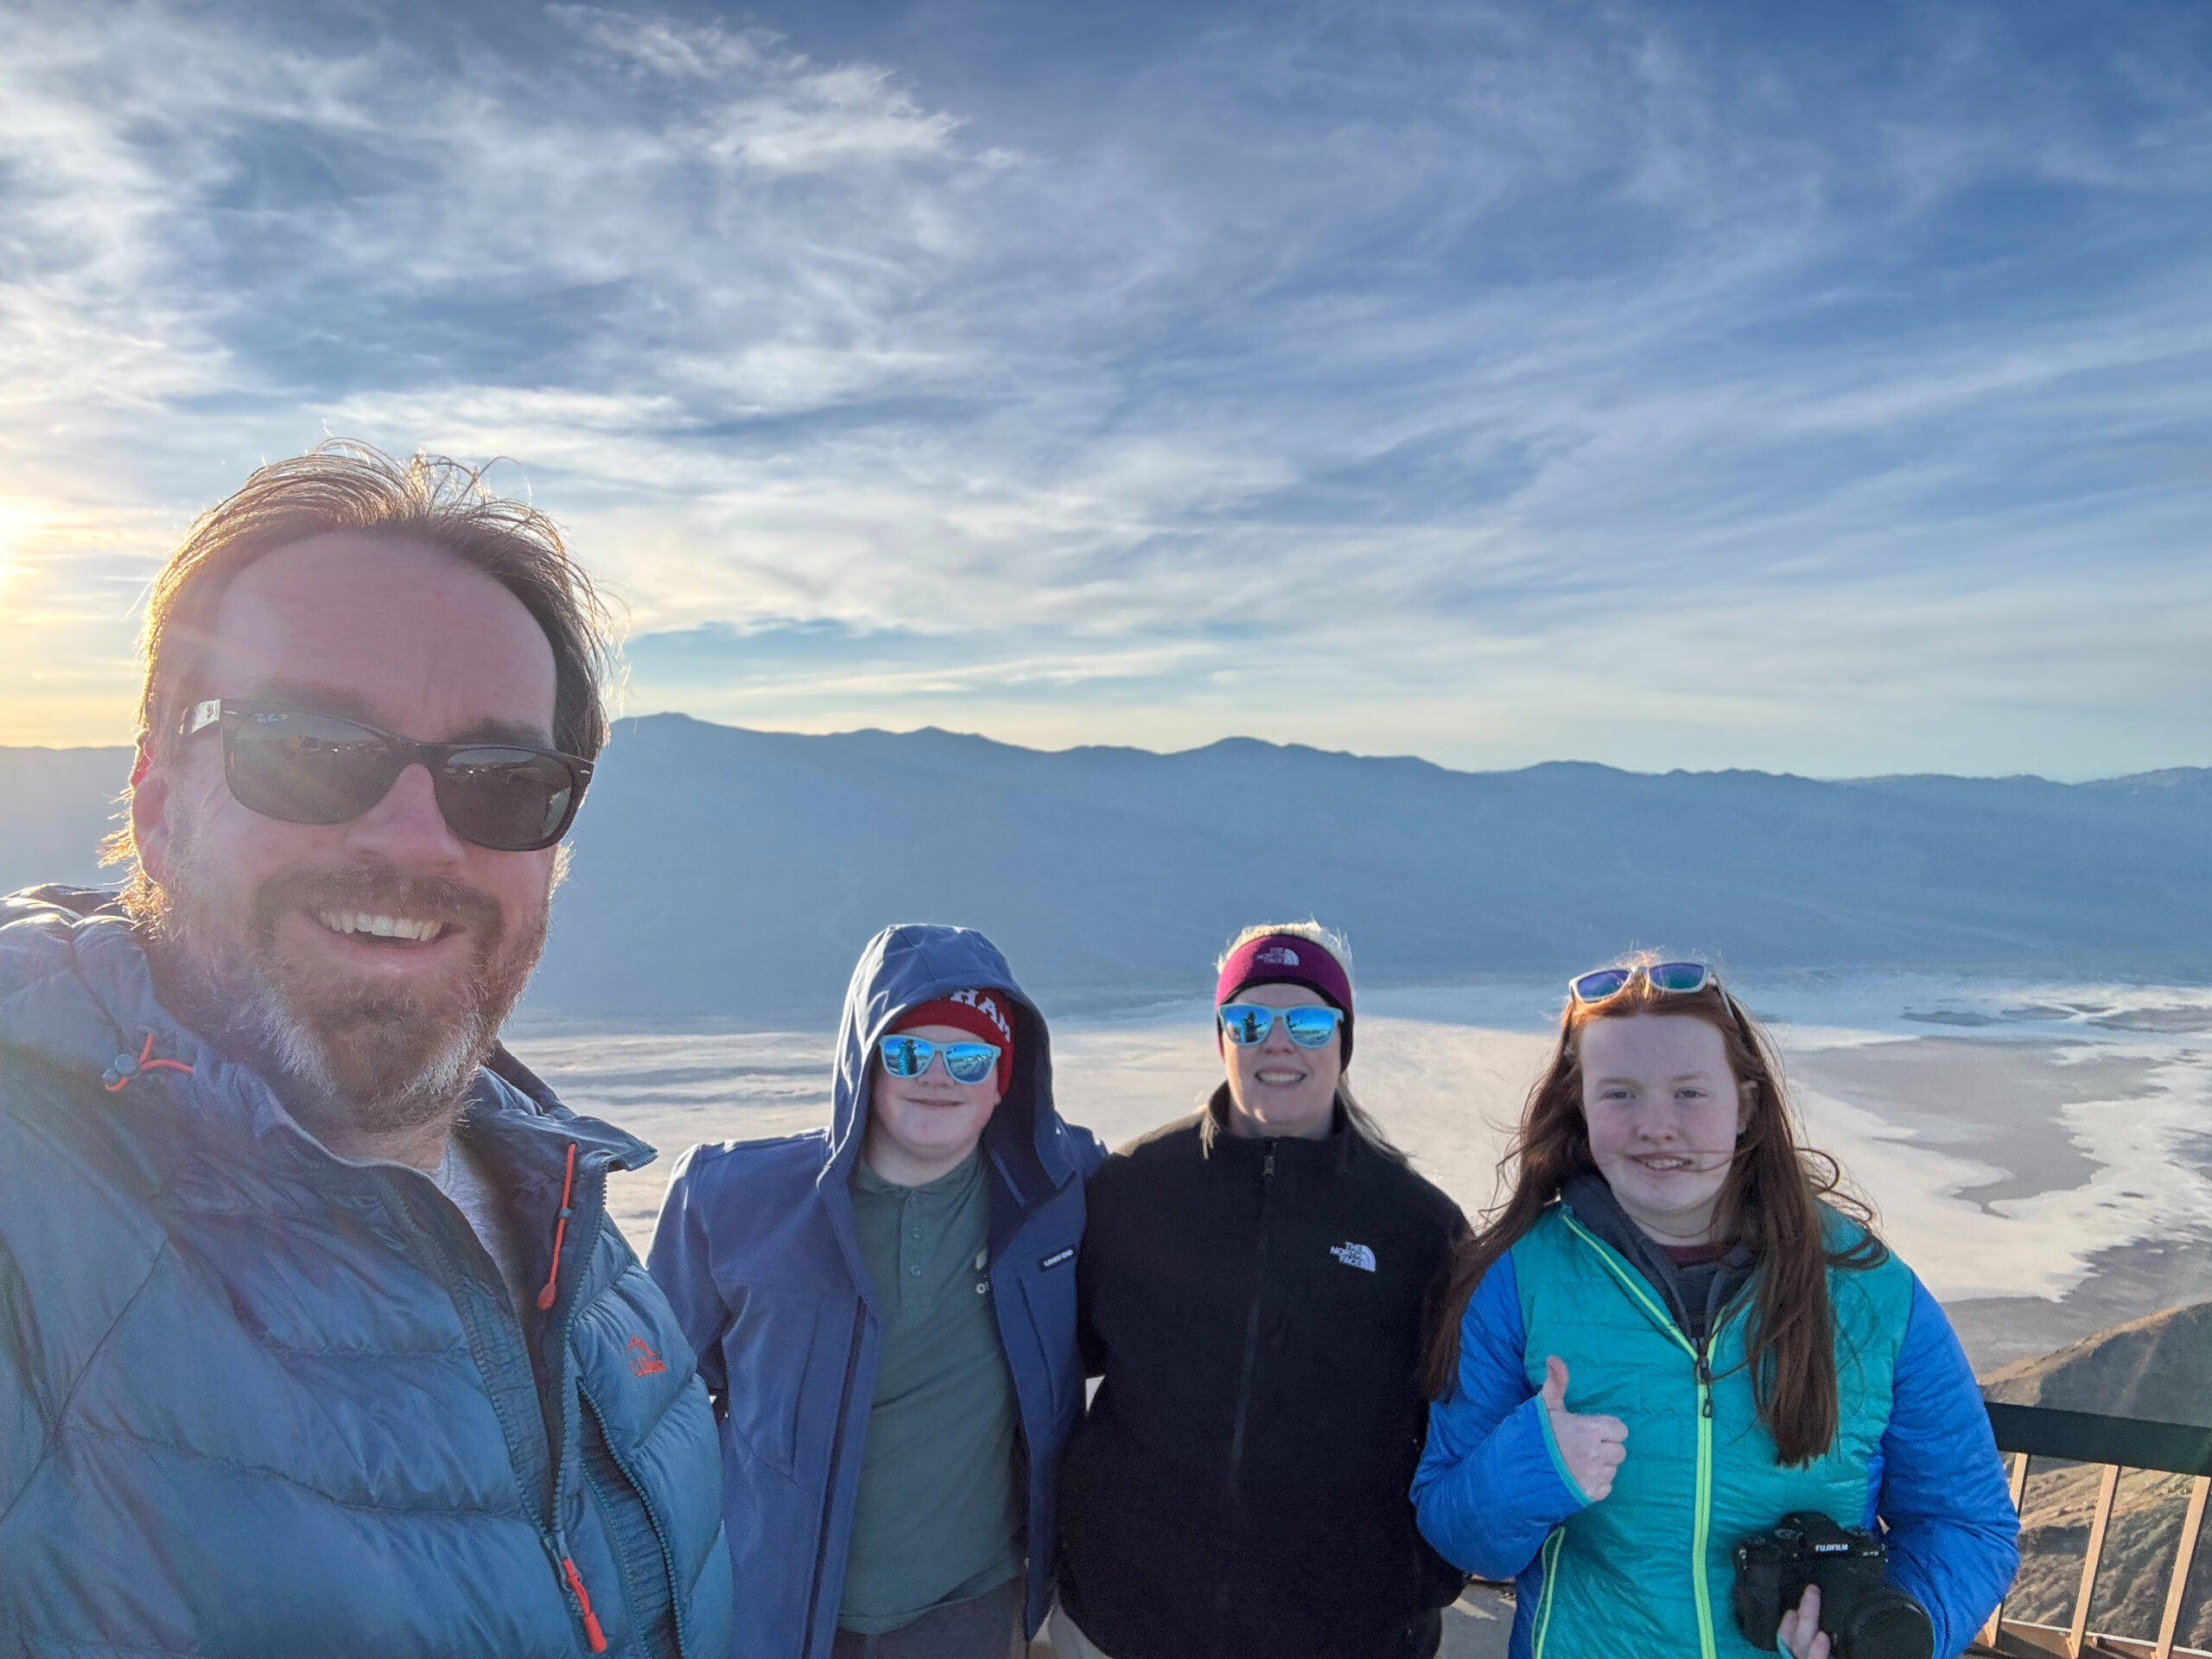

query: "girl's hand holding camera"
xmin=1777 ymin=1584 xmax=1831 ymax=1659
xmin=1540 ymin=1357 xmax=1628 ymax=1502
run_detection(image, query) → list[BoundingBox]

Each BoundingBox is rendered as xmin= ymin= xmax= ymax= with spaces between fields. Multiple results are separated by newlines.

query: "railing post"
xmin=2069 ymin=1462 xmax=2124 ymax=1658
xmin=1982 ymin=1452 xmax=2031 ymax=1651
xmin=2152 ymin=1473 xmax=2210 ymax=1659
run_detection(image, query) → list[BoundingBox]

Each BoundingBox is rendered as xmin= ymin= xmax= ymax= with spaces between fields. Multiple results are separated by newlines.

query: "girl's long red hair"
xmin=1420 ymin=965 xmax=1883 ymax=1466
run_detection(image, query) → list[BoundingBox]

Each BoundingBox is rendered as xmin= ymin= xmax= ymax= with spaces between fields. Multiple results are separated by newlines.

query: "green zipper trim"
xmin=1531 ymin=1527 xmax=1565 ymax=1659
xmin=1559 ymin=1212 xmax=1720 ymax=1659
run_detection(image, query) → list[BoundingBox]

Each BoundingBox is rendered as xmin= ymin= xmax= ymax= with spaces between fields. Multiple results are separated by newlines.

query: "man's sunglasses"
xmin=180 ymin=700 xmax=594 ymax=853
xmin=1218 ymin=1002 xmax=1344 ymax=1048
xmin=1569 ymin=961 xmax=1714 ymax=1006
xmin=877 ymin=1034 xmax=1003 ymax=1085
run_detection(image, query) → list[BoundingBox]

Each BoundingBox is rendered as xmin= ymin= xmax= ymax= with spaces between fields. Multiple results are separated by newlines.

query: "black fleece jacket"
xmin=1056 ymin=1099 xmax=1469 ymax=1659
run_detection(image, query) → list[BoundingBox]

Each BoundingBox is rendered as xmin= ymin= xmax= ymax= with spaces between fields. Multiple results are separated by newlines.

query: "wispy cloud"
xmin=1 ymin=0 xmax=2207 ymax=774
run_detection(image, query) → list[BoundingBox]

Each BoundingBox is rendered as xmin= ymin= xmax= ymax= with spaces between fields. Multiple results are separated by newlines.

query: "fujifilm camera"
xmin=1732 ymin=1511 xmax=1935 ymax=1659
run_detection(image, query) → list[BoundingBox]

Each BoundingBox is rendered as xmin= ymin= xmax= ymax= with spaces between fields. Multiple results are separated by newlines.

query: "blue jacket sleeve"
xmin=1874 ymin=1277 xmax=2020 ymax=1658
xmin=645 ymin=1144 xmax=733 ymax=1406
xmin=1412 ymin=1251 xmax=1589 ymax=1579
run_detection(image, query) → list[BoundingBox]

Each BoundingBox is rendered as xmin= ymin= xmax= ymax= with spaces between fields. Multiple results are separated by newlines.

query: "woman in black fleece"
xmin=1053 ymin=923 xmax=1469 ymax=1659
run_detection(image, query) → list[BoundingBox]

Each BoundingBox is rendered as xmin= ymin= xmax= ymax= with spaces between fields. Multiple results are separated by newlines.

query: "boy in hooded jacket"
xmin=650 ymin=925 xmax=1105 ymax=1659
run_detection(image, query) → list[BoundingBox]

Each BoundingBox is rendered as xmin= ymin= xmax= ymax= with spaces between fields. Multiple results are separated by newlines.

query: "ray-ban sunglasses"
xmin=1217 ymin=1002 xmax=1344 ymax=1048
xmin=877 ymin=1034 xmax=1003 ymax=1085
xmin=180 ymin=700 xmax=594 ymax=853
xmin=1568 ymin=961 xmax=1715 ymax=1006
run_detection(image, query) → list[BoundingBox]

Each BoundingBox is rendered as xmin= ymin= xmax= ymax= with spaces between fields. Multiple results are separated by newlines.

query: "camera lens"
xmin=1837 ymin=1592 xmax=1934 ymax=1659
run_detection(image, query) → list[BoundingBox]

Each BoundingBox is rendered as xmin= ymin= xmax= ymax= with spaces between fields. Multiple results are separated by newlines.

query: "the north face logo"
xmin=627 ymin=1337 xmax=669 ymax=1377
xmin=1255 ymin=946 xmax=1300 ymax=966
xmin=948 ymin=988 xmax=1014 ymax=1045
xmin=1329 ymin=1242 xmax=1377 ymax=1273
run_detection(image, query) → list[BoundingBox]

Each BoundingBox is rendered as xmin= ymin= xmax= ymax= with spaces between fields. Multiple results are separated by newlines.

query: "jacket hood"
xmin=830 ymin=922 xmax=1077 ymax=1198
xmin=0 ymin=887 xmax=213 ymax=1095
xmin=0 ymin=885 xmax=650 ymax=1172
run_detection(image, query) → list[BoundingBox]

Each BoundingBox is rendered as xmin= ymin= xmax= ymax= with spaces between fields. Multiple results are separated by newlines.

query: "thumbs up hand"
xmin=1541 ymin=1357 xmax=1629 ymax=1503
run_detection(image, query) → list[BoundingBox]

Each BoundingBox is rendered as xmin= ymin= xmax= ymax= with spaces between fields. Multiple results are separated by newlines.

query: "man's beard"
xmin=149 ymin=836 xmax=547 ymax=1145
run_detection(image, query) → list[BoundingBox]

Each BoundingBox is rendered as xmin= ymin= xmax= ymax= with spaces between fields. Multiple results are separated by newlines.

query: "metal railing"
xmin=1974 ymin=1402 xmax=2212 ymax=1659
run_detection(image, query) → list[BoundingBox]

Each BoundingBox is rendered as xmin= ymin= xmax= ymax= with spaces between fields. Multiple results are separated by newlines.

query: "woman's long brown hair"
xmin=1420 ymin=963 xmax=1883 ymax=1466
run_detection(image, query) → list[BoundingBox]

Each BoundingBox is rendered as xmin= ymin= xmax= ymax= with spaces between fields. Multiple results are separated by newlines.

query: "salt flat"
xmin=505 ymin=974 xmax=2212 ymax=1371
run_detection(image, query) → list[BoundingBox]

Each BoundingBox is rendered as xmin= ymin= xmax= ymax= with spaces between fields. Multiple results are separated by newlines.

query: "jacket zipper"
xmin=581 ymin=1382 xmax=692 ymax=1658
xmin=1532 ymin=1529 xmax=1566 ymax=1658
xmin=558 ymin=1548 xmax=611 ymax=1652
xmin=799 ymin=1298 xmax=869 ymax=1659
xmin=375 ymin=1151 xmax=616 ymax=1656
xmin=542 ymin=1151 xmax=618 ymax=1657
xmin=1560 ymin=1213 xmax=1721 ymax=1659
xmin=1210 ymin=1145 xmax=1277 ymax=1659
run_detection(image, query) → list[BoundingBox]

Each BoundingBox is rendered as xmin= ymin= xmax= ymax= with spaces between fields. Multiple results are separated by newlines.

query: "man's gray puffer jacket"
xmin=0 ymin=888 xmax=734 ymax=1658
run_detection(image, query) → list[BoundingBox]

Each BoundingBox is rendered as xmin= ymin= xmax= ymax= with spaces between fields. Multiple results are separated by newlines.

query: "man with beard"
xmin=0 ymin=443 xmax=733 ymax=1657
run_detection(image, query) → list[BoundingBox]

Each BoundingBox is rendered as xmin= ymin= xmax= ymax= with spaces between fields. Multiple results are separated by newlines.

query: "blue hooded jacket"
xmin=648 ymin=924 xmax=1106 ymax=1659
xmin=0 ymin=888 xmax=734 ymax=1658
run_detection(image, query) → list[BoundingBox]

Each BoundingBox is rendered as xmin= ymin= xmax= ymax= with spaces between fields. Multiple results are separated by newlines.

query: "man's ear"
xmin=130 ymin=735 xmax=176 ymax=886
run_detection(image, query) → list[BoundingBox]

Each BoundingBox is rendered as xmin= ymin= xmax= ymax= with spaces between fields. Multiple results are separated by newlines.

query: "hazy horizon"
xmin=9 ymin=709 xmax=2206 ymax=789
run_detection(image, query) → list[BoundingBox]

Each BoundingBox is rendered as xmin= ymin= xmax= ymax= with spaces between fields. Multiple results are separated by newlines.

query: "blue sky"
xmin=1 ymin=0 xmax=2206 ymax=777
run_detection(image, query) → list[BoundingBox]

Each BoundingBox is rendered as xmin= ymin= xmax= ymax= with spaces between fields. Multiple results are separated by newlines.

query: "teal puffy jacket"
xmin=1414 ymin=1198 xmax=2018 ymax=1659
xmin=0 ymin=891 xmax=734 ymax=1657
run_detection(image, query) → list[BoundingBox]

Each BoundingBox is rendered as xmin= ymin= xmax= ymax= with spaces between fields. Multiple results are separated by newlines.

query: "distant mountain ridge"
xmin=3 ymin=716 xmax=2206 ymax=1017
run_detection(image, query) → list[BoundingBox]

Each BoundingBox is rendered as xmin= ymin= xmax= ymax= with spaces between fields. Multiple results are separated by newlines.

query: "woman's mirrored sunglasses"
xmin=181 ymin=700 xmax=594 ymax=853
xmin=877 ymin=1034 xmax=1002 ymax=1085
xmin=1569 ymin=961 xmax=1715 ymax=1006
xmin=1217 ymin=1002 xmax=1344 ymax=1048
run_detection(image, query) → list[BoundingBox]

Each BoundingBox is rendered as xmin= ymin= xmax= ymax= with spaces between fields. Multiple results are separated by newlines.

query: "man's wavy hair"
xmin=107 ymin=442 xmax=617 ymax=917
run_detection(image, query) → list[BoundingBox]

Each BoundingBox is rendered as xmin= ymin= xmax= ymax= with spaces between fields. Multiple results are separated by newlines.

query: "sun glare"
xmin=0 ymin=498 xmax=41 ymax=609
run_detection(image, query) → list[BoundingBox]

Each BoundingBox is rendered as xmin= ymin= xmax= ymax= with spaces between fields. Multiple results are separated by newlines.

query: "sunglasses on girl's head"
xmin=180 ymin=701 xmax=594 ymax=853
xmin=877 ymin=1034 xmax=1003 ymax=1085
xmin=1217 ymin=1003 xmax=1344 ymax=1048
xmin=1569 ymin=961 xmax=1715 ymax=1006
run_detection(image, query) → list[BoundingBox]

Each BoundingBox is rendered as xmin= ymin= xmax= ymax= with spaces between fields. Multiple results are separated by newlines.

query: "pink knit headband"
xmin=1215 ymin=934 xmax=1353 ymax=1016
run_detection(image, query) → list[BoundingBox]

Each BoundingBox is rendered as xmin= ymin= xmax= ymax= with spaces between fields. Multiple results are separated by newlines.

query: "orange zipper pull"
xmin=559 ymin=1555 xmax=609 ymax=1653
xmin=537 ymin=1141 xmax=580 ymax=1311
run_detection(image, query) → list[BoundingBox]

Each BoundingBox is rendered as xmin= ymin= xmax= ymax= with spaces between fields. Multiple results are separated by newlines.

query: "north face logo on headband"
xmin=1256 ymin=946 xmax=1300 ymax=966
xmin=948 ymin=988 xmax=1014 ymax=1045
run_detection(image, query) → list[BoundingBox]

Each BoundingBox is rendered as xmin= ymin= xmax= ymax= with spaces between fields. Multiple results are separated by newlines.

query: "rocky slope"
xmin=1983 ymin=1300 xmax=2212 ymax=1649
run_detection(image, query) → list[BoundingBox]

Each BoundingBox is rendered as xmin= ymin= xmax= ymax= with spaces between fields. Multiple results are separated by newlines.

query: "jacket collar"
xmin=1558 ymin=1171 xmax=1753 ymax=1340
xmin=1201 ymin=1085 xmax=1358 ymax=1173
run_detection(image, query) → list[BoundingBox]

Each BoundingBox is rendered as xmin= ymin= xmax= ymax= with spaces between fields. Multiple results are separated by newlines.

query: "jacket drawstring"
xmin=103 ymin=1032 xmax=194 ymax=1093
xmin=536 ymin=1141 xmax=579 ymax=1312
xmin=559 ymin=1555 xmax=610 ymax=1653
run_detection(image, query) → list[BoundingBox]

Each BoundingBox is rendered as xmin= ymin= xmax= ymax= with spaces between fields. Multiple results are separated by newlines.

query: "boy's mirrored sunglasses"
xmin=1569 ymin=961 xmax=1715 ymax=1006
xmin=1217 ymin=1002 xmax=1344 ymax=1048
xmin=877 ymin=1034 xmax=1003 ymax=1085
xmin=180 ymin=700 xmax=594 ymax=853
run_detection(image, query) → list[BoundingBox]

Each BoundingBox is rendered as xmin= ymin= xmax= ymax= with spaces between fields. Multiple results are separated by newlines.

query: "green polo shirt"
xmin=840 ymin=1149 xmax=1024 ymax=1634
